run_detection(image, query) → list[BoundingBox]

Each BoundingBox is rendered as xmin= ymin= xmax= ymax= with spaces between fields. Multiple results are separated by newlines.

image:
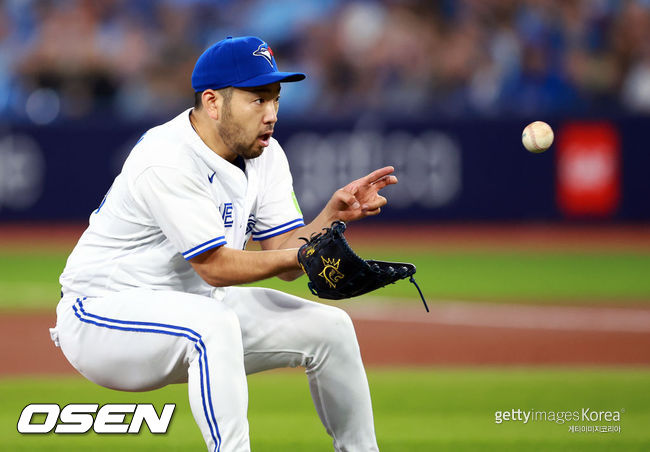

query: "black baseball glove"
xmin=297 ymin=221 xmax=428 ymax=311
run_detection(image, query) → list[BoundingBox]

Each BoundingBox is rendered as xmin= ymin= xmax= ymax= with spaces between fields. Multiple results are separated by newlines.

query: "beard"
xmin=217 ymin=104 xmax=265 ymax=160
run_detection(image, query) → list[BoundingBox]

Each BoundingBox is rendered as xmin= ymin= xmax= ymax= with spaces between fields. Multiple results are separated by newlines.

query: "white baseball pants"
xmin=51 ymin=286 xmax=379 ymax=452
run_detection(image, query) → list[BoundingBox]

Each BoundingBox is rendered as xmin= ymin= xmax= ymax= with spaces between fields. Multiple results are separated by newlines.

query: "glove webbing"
xmin=299 ymin=223 xmax=429 ymax=311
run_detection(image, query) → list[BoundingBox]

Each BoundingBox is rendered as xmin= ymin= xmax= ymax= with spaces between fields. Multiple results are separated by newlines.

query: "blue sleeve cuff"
xmin=252 ymin=218 xmax=304 ymax=241
xmin=183 ymin=236 xmax=227 ymax=260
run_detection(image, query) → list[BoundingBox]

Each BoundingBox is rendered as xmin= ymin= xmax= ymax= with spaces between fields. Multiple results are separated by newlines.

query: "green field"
xmin=2 ymin=369 xmax=649 ymax=451
xmin=2 ymin=248 xmax=650 ymax=310
xmin=2 ymin=238 xmax=649 ymax=450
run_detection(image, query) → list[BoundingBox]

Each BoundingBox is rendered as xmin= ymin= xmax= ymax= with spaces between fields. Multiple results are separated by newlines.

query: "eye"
xmin=254 ymin=98 xmax=264 ymax=105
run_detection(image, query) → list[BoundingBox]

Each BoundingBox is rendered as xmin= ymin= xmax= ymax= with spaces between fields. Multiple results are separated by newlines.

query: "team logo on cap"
xmin=253 ymin=43 xmax=274 ymax=67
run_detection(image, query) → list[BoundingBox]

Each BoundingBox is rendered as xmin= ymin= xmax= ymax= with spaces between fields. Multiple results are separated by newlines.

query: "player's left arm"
xmin=260 ymin=166 xmax=397 ymax=280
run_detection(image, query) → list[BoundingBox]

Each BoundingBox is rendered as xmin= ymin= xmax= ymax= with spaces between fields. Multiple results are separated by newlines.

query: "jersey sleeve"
xmin=252 ymin=145 xmax=304 ymax=241
xmin=134 ymin=166 xmax=226 ymax=260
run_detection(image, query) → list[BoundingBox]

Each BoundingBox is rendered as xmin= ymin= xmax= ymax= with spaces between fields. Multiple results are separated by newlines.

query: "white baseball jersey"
xmin=52 ymin=108 xmax=379 ymax=452
xmin=59 ymin=109 xmax=304 ymax=300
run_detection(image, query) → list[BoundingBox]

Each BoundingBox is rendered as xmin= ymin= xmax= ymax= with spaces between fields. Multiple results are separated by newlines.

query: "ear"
xmin=201 ymin=90 xmax=222 ymax=120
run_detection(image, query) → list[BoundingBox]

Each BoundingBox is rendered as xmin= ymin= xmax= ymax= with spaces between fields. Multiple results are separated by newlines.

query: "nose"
xmin=263 ymin=102 xmax=277 ymax=125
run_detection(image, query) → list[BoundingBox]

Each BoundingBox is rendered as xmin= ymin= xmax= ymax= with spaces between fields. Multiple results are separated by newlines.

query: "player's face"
xmin=217 ymin=83 xmax=281 ymax=160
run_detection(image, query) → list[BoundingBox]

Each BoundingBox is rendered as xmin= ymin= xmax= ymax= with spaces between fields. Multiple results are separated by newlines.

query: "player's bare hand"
xmin=326 ymin=166 xmax=398 ymax=222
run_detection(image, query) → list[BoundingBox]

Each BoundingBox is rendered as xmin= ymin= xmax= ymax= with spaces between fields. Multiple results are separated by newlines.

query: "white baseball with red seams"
xmin=522 ymin=121 xmax=554 ymax=153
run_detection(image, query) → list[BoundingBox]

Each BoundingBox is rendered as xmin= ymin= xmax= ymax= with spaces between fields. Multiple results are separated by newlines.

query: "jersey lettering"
xmin=220 ymin=202 xmax=234 ymax=227
xmin=246 ymin=214 xmax=256 ymax=235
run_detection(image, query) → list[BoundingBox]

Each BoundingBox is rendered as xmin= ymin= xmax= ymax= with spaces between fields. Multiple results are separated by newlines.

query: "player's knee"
xmin=317 ymin=306 xmax=358 ymax=349
xmin=217 ymin=306 xmax=242 ymax=337
xmin=193 ymin=303 xmax=241 ymax=341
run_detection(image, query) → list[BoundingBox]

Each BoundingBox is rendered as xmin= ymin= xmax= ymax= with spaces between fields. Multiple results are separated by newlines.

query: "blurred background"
xmin=3 ymin=0 xmax=650 ymax=120
xmin=0 ymin=0 xmax=649 ymax=222
xmin=1 ymin=1 xmax=650 ymax=450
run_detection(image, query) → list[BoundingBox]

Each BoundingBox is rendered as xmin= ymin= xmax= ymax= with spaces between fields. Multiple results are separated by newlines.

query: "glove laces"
xmin=409 ymin=276 xmax=429 ymax=312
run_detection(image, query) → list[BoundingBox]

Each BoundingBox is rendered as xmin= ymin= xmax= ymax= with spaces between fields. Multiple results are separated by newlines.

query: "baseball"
xmin=522 ymin=121 xmax=554 ymax=153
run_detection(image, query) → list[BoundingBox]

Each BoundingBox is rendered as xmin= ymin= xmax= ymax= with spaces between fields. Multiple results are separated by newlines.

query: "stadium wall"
xmin=0 ymin=116 xmax=648 ymax=222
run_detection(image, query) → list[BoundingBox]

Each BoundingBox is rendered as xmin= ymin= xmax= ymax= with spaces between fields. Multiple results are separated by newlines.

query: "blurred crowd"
xmin=1 ymin=0 xmax=650 ymax=123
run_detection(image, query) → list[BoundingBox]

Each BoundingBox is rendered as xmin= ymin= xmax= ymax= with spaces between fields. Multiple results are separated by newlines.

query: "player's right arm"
xmin=188 ymin=246 xmax=299 ymax=287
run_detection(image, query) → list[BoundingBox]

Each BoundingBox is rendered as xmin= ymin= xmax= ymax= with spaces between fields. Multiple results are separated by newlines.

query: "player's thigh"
xmin=55 ymin=289 xmax=238 ymax=390
xmin=223 ymin=286 xmax=355 ymax=373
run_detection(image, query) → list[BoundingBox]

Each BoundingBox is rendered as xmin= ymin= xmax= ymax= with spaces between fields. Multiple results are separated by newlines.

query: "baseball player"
xmin=50 ymin=36 xmax=397 ymax=452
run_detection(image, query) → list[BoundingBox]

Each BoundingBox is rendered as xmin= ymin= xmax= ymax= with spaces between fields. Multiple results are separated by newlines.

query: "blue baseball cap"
xmin=191 ymin=36 xmax=306 ymax=92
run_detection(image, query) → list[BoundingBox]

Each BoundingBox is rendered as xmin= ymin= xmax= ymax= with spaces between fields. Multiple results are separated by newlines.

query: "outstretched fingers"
xmin=362 ymin=195 xmax=387 ymax=212
xmin=363 ymin=207 xmax=381 ymax=216
xmin=370 ymin=174 xmax=398 ymax=190
xmin=363 ymin=166 xmax=395 ymax=184
xmin=336 ymin=189 xmax=360 ymax=210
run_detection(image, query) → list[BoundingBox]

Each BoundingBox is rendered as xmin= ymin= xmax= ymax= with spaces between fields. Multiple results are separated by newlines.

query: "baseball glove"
xmin=297 ymin=221 xmax=428 ymax=311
